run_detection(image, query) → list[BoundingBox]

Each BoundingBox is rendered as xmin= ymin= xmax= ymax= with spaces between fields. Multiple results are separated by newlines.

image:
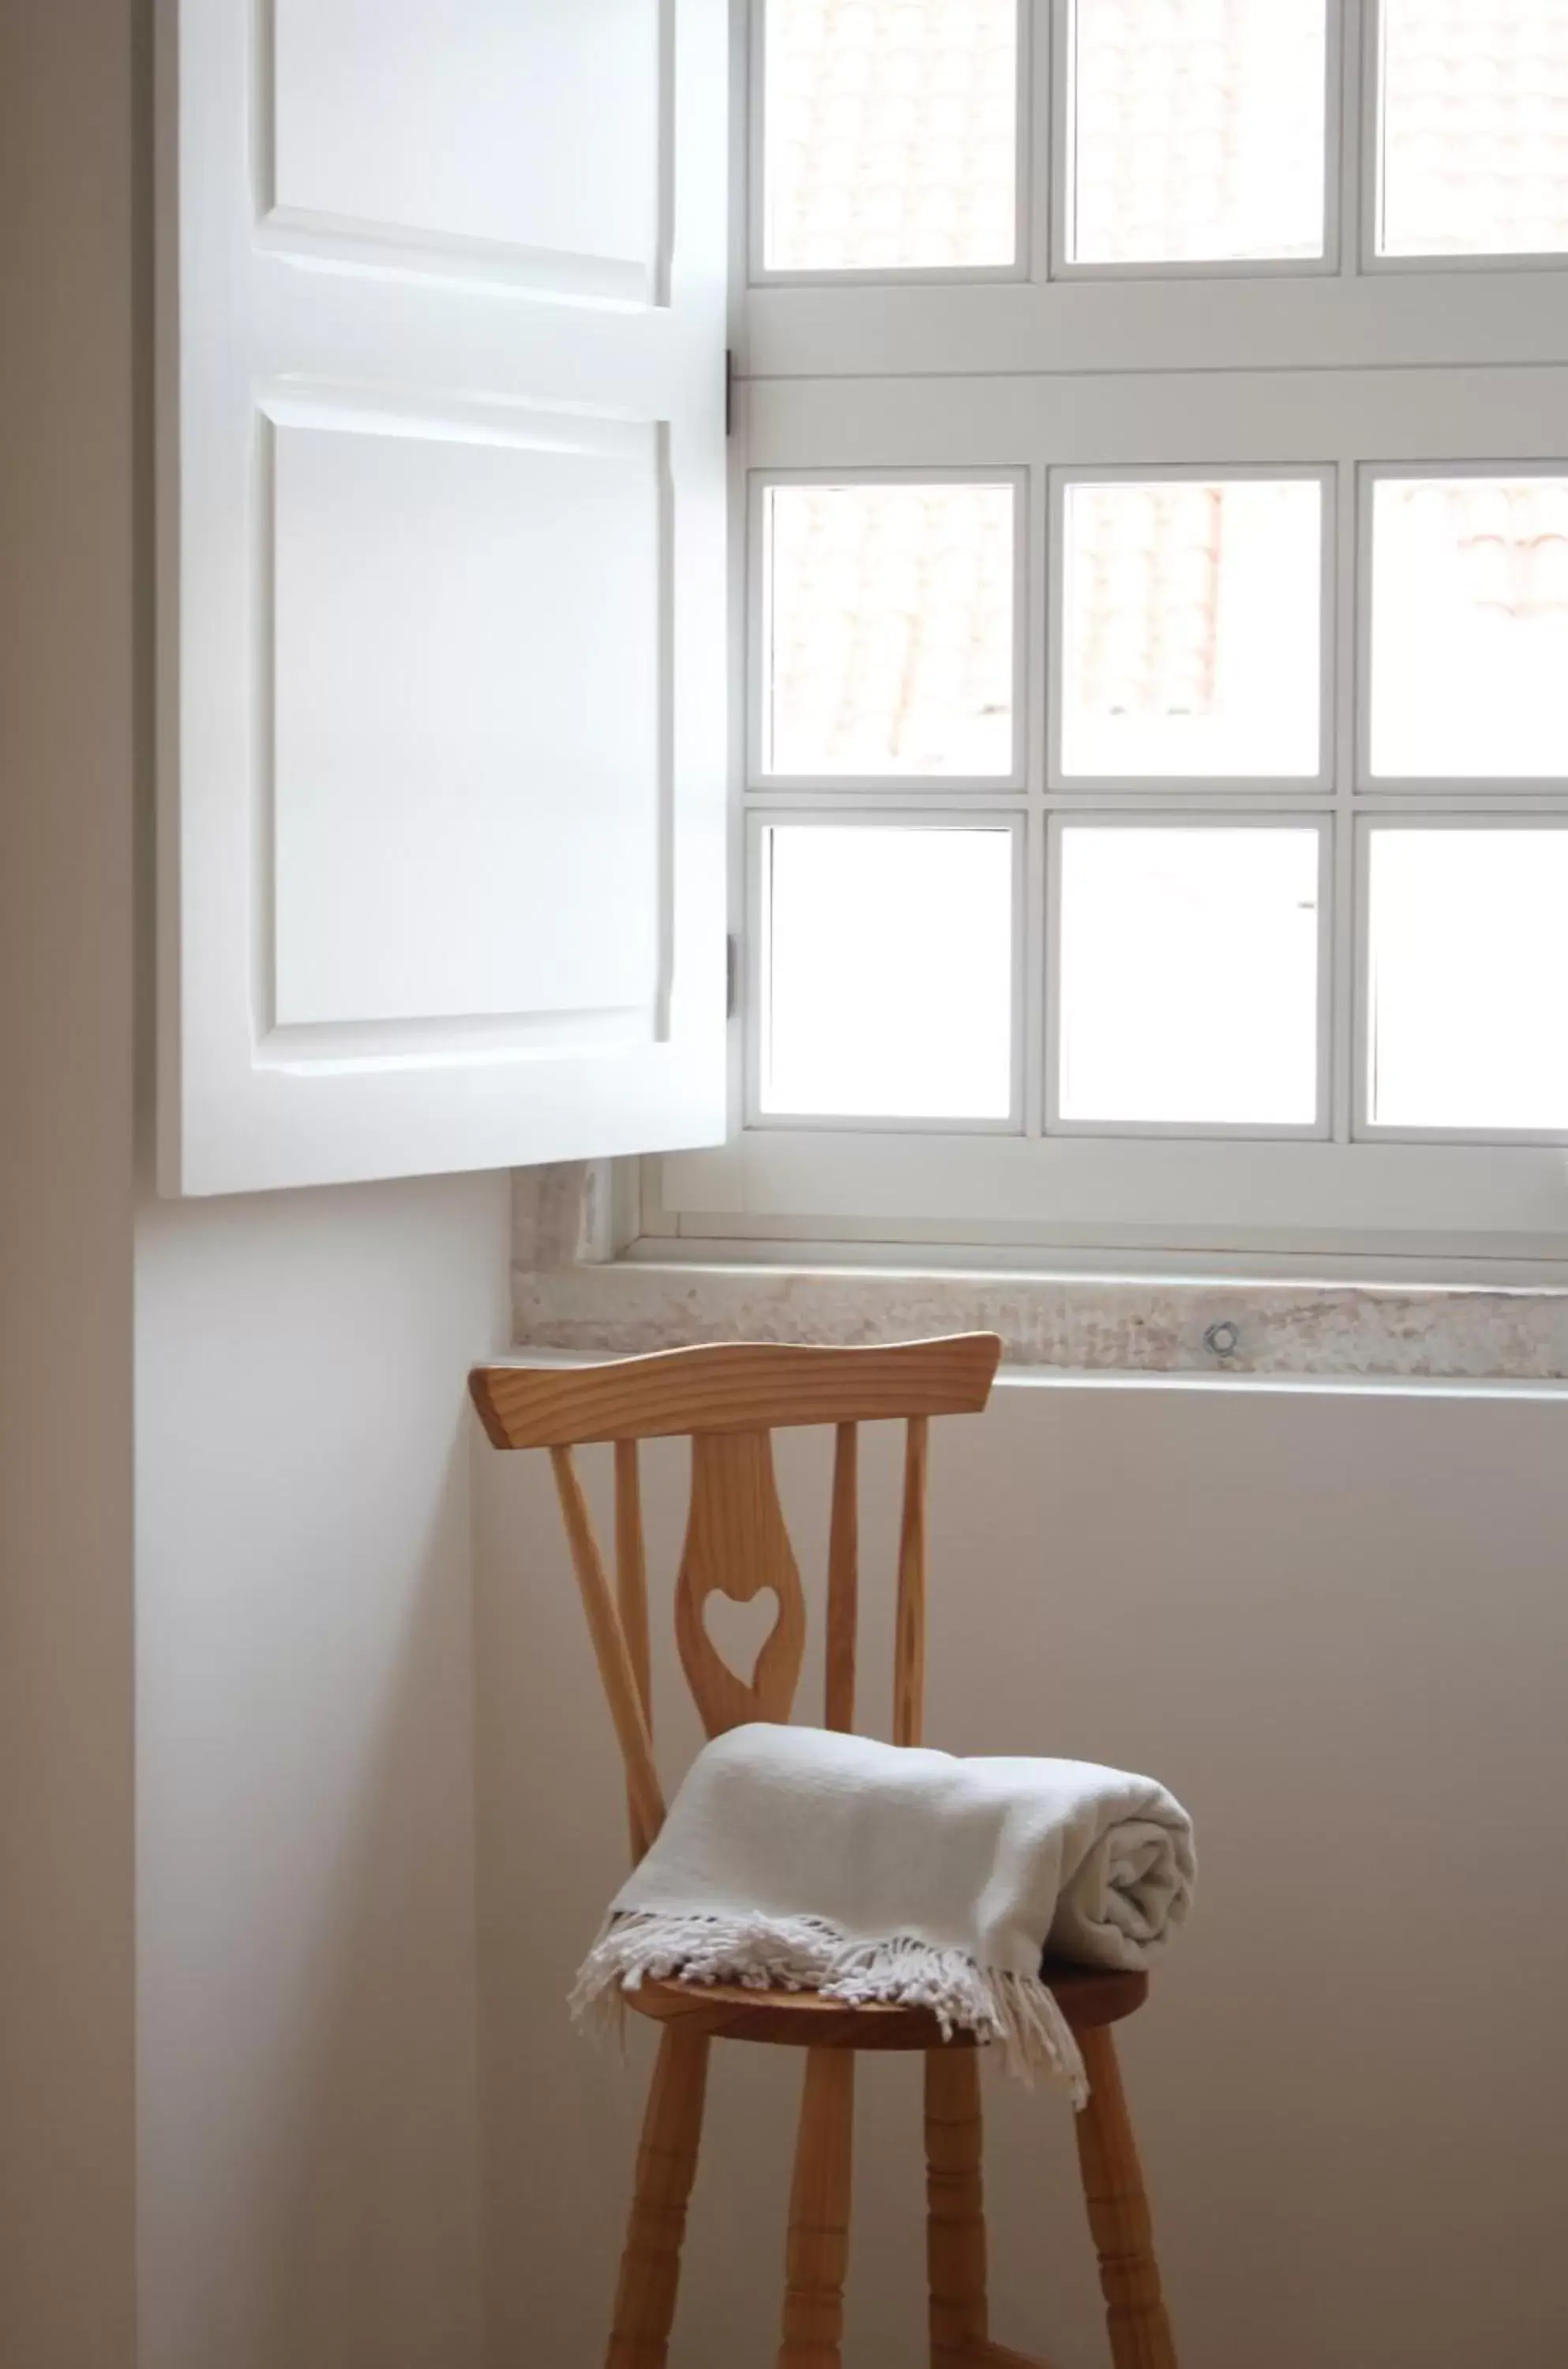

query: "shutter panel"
xmin=156 ymin=0 xmax=728 ymax=1193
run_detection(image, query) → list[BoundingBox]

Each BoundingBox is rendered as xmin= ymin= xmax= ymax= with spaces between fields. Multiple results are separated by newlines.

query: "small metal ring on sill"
xmin=1203 ymin=1321 xmax=1241 ymax=1361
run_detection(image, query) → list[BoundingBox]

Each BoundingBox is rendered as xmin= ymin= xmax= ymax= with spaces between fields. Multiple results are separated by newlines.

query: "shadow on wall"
xmin=248 ymin=1452 xmax=480 ymax=2367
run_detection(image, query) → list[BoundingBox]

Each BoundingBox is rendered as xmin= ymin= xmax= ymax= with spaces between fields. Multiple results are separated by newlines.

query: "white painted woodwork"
xmin=158 ymin=0 xmax=727 ymax=1194
xmin=272 ymin=0 xmax=661 ymax=295
xmin=713 ymin=0 xmax=1568 ymax=1264
xmin=271 ymin=411 xmax=659 ymax=1030
xmin=696 ymin=362 xmax=1568 ymax=1258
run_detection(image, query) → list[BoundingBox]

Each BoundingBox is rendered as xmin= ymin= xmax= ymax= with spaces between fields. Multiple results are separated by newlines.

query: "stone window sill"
xmin=512 ymin=1253 xmax=1568 ymax=1387
xmin=509 ymin=1166 xmax=1568 ymax=1385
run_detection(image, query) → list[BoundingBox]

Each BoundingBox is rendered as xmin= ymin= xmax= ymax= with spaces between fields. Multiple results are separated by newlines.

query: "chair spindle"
xmin=607 ymin=2025 xmax=711 ymax=2369
xmin=613 ymin=1437 xmax=655 ymax=1860
xmin=925 ymin=2047 xmax=990 ymax=2366
xmin=824 ymin=1424 xmax=859 ymax=1733
xmin=893 ymin=1414 xmax=929 ymax=1749
xmin=549 ymin=1444 xmax=666 ymax=1854
xmin=778 ymin=2048 xmax=856 ymax=2369
xmin=1073 ymin=2025 xmax=1179 ymax=2369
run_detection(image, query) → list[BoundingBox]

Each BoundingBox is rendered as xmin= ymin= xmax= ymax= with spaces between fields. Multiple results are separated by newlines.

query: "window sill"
xmin=512 ymin=1252 xmax=1568 ymax=1387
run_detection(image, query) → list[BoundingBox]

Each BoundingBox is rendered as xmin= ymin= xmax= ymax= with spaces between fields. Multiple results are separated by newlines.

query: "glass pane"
xmin=1060 ymin=479 xmax=1323 ymax=778
xmin=761 ymin=826 xmax=1014 ymax=1118
xmin=1369 ymin=477 xmax=1568 ymax=780
xmin=1367 ymin=831 xmax=1568 ymax=1131
xmin=763 ymin=0 xmax=1018 ymax=272
xmin=1058 ymin=828 xmax=1321 ymax=1124
xmin=1379 ymin=0 xmax=1568 ymax=257
xmin=764 ymin=482 xmax=1016 ymax=778
xmin=1068 ymin=0 xmax=1328 ymax=263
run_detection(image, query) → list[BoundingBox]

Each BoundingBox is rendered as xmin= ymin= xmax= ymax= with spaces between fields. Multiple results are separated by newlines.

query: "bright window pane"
xmin=1060 ymin=479 xmax=1322 ymax=779
xmin=761 ymin=826 xmax=1014 ymax=1117
xmin=1369 ymin=478 xmax=1568 ymax=780
xmin=1379 ymin=0 xmax=1568 ymax=257
xmin=1367 ymin=831 xmax=1568 ymax=1131
xmin=763 ymin=0 xmax=1018 ymax=272
xmin=1059 ymin=828 xmax=1321 ymax=1124
xmin=1068 ymin=0 xmax=1328 ymax=263
xmin=764 ymin=482 xmax=1016 ymax=778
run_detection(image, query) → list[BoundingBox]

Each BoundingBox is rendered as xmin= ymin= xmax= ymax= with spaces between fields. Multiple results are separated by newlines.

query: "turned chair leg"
xmin=1071 ymin=2025 xmax=1178 ymax=2369
xmin=925 ymin=2047 xmax=989 ymax=2367
xmin=607 ymin=2025 xmax=711 ymax=2369
xmin=777 ymin=2047 xmax=855 ymax=2369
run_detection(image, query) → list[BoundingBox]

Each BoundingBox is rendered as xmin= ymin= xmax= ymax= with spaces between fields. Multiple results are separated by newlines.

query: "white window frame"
xmin=645 ymin=0 xmax=1568 ymax=1271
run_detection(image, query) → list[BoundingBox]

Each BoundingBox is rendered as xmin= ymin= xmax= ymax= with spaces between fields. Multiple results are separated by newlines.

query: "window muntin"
xmin=744 ymin=446 xmax=1568 ymax=1154
xmin=756 ymin=820 xmax=1019 ymax=1124
xmin=1067 ymin=0 xmax=1330 ymax=265
xmin=712 ymin=3 xmax=1568 ymax=1257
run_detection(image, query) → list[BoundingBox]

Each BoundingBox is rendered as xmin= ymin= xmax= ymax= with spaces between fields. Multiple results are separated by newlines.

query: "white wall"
xmin=4 ymin=7 xmax=515 ymax=2365
xmin=135 ymin=1174 xmax=509 ymax=2369
xmin=475 ymin=1376 xmax=1568 ymax=2369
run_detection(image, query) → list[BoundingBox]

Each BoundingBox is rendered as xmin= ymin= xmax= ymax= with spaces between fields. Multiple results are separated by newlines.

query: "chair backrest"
xmin=470 ymin=1336 xmax=1002 ymax=1860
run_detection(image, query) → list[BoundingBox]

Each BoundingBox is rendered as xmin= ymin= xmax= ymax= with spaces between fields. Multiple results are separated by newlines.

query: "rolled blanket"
xmin=572 ymin=1721 xmax=1195 ymax=2104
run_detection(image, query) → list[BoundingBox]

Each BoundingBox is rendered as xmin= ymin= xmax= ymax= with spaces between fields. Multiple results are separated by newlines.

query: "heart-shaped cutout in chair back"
xmin=675 ymin=1430 xmax=808 ymax=1737
xmin=703 ymin=1586 xmax=780 ymax=1692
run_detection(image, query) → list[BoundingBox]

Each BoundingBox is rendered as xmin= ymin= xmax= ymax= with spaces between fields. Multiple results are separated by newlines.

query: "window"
xmin=1375 ymin=1 xmax=1568 ymax=258
xmin=1066 ymin=0 xmax=1330 ymax=265
xmin=649 ymin=0 xmax=1568 ymax=1264
xmin=759 ymin=477 xmax=1021 ymax=779
xmin=760 ymin=0 xmax=1022 ymax=272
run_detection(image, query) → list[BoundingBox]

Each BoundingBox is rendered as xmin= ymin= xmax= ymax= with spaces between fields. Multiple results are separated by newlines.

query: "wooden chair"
xmin=470 ymin=1335 xmax=1178 ymax=2369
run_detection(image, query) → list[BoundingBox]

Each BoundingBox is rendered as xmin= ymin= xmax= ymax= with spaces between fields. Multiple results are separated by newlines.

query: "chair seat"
xmin=624 ymin=1962 xmax=1148 ymax=2050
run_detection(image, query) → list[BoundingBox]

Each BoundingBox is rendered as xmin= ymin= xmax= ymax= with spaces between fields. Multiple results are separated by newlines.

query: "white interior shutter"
xmin=156 ymin=0 xmax=728 ymax=1194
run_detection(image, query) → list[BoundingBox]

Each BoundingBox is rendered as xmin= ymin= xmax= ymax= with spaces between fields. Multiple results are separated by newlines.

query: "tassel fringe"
xmin=570 ymin=1910 xmax=1089 ymax=2107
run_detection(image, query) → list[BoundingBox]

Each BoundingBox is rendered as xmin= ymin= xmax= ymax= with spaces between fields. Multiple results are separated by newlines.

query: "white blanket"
xmin=573 ymin=1722 xmax=1195 ymax=2102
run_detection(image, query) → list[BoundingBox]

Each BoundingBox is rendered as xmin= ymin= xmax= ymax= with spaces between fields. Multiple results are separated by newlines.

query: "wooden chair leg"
xmin=1071 ymin=2025 xmax=1178 ymax=2369
xmin=607 ymin=2025 xmax=711 ymax=2369
xmin=925 ymin=2047 xmax=989 ymax=2367
xmin=777 ymin=2048 xmax=855 ymax=2369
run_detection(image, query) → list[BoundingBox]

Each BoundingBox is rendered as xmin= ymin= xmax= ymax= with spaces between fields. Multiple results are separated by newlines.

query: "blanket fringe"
xmin=570 ymin=1910 xmax=1089 ymax=2107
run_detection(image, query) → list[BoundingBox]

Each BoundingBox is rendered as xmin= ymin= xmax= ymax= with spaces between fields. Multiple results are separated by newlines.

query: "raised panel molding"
xmin=264 ymin=0 xmax=671 ymax=304
xmin=261 ymin=394 xmax=669 ymax=1043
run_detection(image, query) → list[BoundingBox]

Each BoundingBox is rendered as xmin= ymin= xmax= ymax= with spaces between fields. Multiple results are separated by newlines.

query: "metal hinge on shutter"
xmin=725 ymin=348 xmax=737 ymax=437
xmin=726 ymin=933 xmax=739 ymax=1019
